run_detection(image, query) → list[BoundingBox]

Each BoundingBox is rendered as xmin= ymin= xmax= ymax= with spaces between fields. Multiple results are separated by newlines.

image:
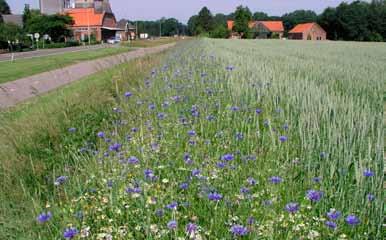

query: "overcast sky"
xmin=7 ymin=0 xmax=359 ymax=23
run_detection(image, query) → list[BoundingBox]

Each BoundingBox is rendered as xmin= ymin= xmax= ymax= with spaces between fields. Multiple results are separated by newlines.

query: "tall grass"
xmin=2 ymin=39 xmax=384 ymax=239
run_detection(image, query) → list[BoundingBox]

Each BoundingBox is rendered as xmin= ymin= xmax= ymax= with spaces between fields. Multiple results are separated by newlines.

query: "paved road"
xmin=0 ymin=43 xmax=175 ymax=108
xmin=0 ymin=44 xmax=117 ymax=62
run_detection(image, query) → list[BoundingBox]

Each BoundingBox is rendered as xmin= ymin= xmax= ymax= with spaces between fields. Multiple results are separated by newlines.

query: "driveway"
xmin=0 ymin=43 xmax=175 ymax=108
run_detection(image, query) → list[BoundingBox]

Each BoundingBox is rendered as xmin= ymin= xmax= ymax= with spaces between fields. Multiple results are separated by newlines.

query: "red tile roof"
xmin=258 ymin=21 xmax=284 ymax=32
xmin=227 ymin=20 xmax=234 ymax=31
xmin=65 ymin=8 xmax=104 ymax=27
xmin=289 ymin=23 xmax=316 ymax=33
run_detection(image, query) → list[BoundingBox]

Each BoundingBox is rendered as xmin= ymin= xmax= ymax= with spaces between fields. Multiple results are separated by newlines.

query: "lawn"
xmin=1 ymin=39 xmax=384 ymax=239
xmin=0 ymin=46 xmax=132 ymax=83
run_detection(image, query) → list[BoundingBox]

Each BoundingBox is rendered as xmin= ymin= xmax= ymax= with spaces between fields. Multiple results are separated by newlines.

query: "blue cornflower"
xmin=124 ymin=91 xmax=132 ymax=97
xmin=279 ymin=136 xmax=288 ymax=142
xmin=217 ymin=162 xmax=226 ymax=168
xmin=285 ymin=202 xmax=299 ymax=213
xmin=306 ymin=189 xmax=323 ymax=202
xmin=131 ymin=127 xmax=138 ymax=132
xmin=36 ymin=211 xmax=52 ymax=223
xmin=363 ymin=169 xmax=374 ymax=177
xmin=208 ymin=192 xmax=222 ymax=201
xmin=263 ymin=199 xmax=273 ymax=206
xmin=167 ymin=220 xmax=177 ymax=230
xmin=191 ymin=169 xmax=201 ymax=177
xmin=180 ymin=182 xmax=189 ymax=190
xmin=188 ymin=130 xmax=196 ymax=136
xmin=54 ymin=176 xmax=68 ymax=186
xmin=157 ymin=112 xmax=166 ymax=119
xmin=127 ymin=156 xmax=139 ymax=164
xmin=126 ymin=187 xmax=141 ymax=194
xmin=144 ymin=169 xmax=155 ymax=180
xmin=68 ymin=127 xmax=76 ymax=133
xmin=109 ymin=143 xmax=121 ymax=152
xmin=191 ymin=105 xmax=200 ymax=117
xmin=255 ymin=108 xmax=262 ymax=114
xmin=345 ymin=215 xmax=360 ymax=226
xmin=247 ymin=216 xmax=255 ymax=225
xmin=247 ymin=177 xmax=257 ymax=185
xmin=325 ymin=221 xmax=337 ymax=230
xmin=312 ymin=177 xmax=322 ymax=183
xmin=269 ymin=176 xmax=283 ymax=184
xmin=155 ymin=209 xmax=164 ymax=217
xmin=166 ymin=201 xmax=178 ymax=210
xmin=230 ymin=224 xmax=248 ymax=236
xmin=320 ymin=152 xmax=327 ymax=158
xmin=235 ymin=132 xmax=244 ymax=141
xmin=230 ymin=106 xmax=239 ymax=111
xmin=240 ymin=187 xmax=250 ymax=194
xmin=326 ymin=209 xmax=341 ymax=220
xmin=97 ymin=131 xmax=105 ymax=138
xmin=186 ymin=222 xmax=197 ymax=234
xmin=63 ymin=227 xmax=78 ymax=239
xmin=148 ymin=103 xmax=156 ymax=110
xmin=206 ymin=115 xmax=215 ymax=121
xmin=221 ymin=154 xmax=234 ymax=161
xmin=226 ymin=65 xmax=235 ymax=71
xmin=367 ymin=194 xmax=375 ymax=202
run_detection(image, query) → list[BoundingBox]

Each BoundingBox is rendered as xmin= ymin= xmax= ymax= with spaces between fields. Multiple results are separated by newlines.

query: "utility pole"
xmin=136 ymin=21 xmax=138 ymax=39
xmin=159 ymin=19 xmax=162 ymax=38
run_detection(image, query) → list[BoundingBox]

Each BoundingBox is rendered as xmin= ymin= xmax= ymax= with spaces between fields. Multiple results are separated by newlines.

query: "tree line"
xmin=188 ymin=0 xmax=386 ymax=41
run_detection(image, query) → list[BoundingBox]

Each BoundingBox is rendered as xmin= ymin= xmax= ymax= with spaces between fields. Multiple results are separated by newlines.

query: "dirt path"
xmin=0 ymin=43 xmax=174 ymax=108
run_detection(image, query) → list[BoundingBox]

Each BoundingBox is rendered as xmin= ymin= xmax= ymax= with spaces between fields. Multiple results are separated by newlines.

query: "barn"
xmin=288 ymin=23 xmax=326 ymax=40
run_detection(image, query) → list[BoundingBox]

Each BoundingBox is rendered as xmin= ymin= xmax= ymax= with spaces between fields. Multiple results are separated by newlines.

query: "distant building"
xmin=288 ymin=23 xmax=326 ymax=40
xmin=252 ymin=21 xmax=284 ymax=39
xmin=65 ymin=8 xmax=120 ymax=42
xmin=227 ymin=20 xmax=284 ymax=39
xmin=2 ymin=15 xmax=23 ymax=27
xmin=116 ymin=19 xmax=136 ymax=40
xmin=39 ymin=0 xmax=64 ymax=14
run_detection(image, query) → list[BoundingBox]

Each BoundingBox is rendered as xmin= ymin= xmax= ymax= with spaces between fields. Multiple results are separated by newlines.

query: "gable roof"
xmin=65 ymin=8 xmax=104 ymax=27
xmin=2 ymin=14 xmax=23 ymax=27
xmin=257 ymin=21 xmax=284 ymax=32
xmin=289 ymin=23 xmax=325 ymax=33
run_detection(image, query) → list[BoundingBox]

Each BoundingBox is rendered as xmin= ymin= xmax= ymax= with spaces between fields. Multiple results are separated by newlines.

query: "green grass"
xmin=0 ymin=50 xmax=167 ymax=239
xmin=0 ymin=46 xmax=132 ymax=83
xmin=1 ymin=39 xmax=385 ymax=239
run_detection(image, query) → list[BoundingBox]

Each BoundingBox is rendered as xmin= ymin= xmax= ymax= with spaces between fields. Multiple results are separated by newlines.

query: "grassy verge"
xmin=0 ymin=49 xmax=167 ymax=239
xmin=121 ymin=37 xmax=179 ymax=48
xmin=0 ymin=46 xmax=132 ymax=83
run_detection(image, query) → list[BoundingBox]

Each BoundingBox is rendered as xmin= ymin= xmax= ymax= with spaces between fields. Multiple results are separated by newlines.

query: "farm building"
xmin=252 ymin=21 xmax=284 ymax=39
xmin=65 ymin=8 xmax=120 ymax=42
xmin=227 ymin=20 xmax=284 ymax=39
xmin=288 ymin=23 xmax=326 ymax=40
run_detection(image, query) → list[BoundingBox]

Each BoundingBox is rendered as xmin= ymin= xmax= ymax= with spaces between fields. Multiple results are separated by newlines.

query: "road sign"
xmin=34 ymin=33 xmax=40 ymax=39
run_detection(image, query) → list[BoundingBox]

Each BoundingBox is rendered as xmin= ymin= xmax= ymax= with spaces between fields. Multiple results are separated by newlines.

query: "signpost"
xmin=34 ymin=33 xmax=40 ymax=50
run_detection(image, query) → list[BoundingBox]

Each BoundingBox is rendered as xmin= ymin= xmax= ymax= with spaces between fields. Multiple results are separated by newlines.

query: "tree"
xmin=233 ymin=5 xmax=252 ymax=38
xmin=26 ymin=14 xmax=74 ymax=42
xmin=0 ymin=23 xmax=24 ymax=49
xmin=196 ymin=6 xmax=214 ymax=32
xmin=210 ymin=25 xmax=230 ymax=38
xmin=318 ymin=7 xmax=339 ymax=40
xmin=213 ymin=13 xmax=227 ymax=27
xmin=187 ymin=15 xmax=198 ymax=35
xmin=282 ymin=10 xmax=317 ymax=32
xmin=0 ymin=0 xmax=10 ymax=14
xmin=253 ymin=11 xmax=269 ymax=21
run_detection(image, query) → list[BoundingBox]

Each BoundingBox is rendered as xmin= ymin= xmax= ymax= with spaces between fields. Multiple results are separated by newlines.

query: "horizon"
xmin=7 ymin=0 xmax=362 ymax=23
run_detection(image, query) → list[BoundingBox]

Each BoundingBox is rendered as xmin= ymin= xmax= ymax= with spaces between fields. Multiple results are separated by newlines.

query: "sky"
xmin=7 ymin=0 xmax=359 ymax=23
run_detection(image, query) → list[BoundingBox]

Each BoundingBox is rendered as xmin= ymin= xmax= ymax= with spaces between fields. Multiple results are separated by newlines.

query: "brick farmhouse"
xmin=288 ymin=23 xmax=327 ymax=40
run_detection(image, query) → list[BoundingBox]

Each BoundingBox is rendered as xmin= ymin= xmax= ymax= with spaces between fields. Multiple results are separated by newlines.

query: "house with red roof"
xmin=227 ymin=20 xmax=284 ymax=39
xmin=65 ymin=7 xmax=120 ymax=42
xmin=288 ymin=23 xmax=326 ymax=40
